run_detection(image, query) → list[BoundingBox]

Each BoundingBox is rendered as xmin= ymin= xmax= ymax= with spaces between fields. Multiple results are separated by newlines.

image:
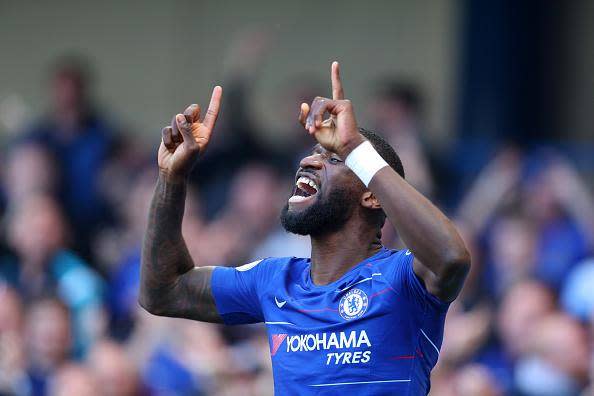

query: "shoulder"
xmin=213 ymin=256 xmax=309 ymax=295
xmin=234 ymin=256 xmax=306 ymax=276
xmin=225 ymin=257 xmax=309 ymax=294
xmin=371 ymin=248 xmax=414 ymax=281
xmin=372 ymin=248 xmax=413 ymax=269
xmin=377 ymin=248 xmax=450 ymax=311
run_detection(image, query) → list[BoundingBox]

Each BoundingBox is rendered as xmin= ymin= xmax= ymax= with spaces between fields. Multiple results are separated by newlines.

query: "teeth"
xmin=296 ymin=176 xmax=318 ymax=192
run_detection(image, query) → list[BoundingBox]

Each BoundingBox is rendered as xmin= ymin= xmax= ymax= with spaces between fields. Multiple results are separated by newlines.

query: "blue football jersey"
xmin=211 ymin=248 xmax=449 ymax=395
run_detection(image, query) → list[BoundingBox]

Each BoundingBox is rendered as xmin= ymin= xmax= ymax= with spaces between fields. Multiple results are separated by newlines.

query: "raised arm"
xmin=301 ymin=63 xmax=470 ymax=302
xmin=366 ymin=164 xmax=470 ymax=302
xmin=139 ymin=87 xmax=223 ymax=322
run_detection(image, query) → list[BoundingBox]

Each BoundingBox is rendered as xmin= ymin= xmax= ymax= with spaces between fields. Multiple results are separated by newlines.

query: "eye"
xmin=329 ymin=157 xmax=342 ymax=164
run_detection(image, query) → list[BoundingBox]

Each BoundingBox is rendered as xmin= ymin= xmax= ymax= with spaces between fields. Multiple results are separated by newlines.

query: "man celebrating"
xmin=140 ymin=62 xmax=470 ymax=395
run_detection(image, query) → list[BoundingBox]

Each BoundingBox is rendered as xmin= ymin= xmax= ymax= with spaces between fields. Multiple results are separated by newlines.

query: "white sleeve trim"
xmin=236 ymin=259 xmax=263 ymax=272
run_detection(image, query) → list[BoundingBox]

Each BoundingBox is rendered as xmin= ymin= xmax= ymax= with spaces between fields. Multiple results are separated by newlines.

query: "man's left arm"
xmin=367 ymin=166 xmax=471 ymax=302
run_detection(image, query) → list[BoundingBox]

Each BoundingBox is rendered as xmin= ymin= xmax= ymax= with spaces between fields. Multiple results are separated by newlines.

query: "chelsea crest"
xmin=339 ymin=288 xmax=369 ymax=320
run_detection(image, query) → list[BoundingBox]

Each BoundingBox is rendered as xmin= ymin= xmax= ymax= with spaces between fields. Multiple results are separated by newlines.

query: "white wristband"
xmin=345 ymin=140 xmax=389 ymax=187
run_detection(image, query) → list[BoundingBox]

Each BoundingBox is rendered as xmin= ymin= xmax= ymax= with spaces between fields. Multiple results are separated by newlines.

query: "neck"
xmin=309 ymin=218 xmax=382 ymax=286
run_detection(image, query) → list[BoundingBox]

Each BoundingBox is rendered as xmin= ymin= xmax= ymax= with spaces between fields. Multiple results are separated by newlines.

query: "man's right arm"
xmin=139 ymin=87 xmax=223 ymax=323
xmin=139 ymin=171 xmax=221 ymax=323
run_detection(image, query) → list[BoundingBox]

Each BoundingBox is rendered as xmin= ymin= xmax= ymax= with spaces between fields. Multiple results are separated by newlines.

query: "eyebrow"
xmin=309 ymin=145 xmax=343 ymax=161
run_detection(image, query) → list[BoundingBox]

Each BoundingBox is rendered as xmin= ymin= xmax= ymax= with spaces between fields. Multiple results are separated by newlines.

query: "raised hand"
xmin=158 ymin=86 xmax=222 ymax=178
xmin=298 ymin=62 xmax=364 ymax=159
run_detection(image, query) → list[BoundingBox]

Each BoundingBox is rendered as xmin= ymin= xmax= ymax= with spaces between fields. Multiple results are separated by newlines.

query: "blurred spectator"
xmin=104 ymin=171 xmax=204 ymax=340
xmin=212 ymin=164 xmax=285 ymax=261
xmin=514 ymin=313 xmax=589 ymax=395
xmin=368 ymin=80 xmax=436 ymax=248
xmin=3 ymin=142 xmax=58 ymax=203
xmin=497 ymin=280 xmax=556 ymax=360
xmin=191 ymin=32 xmax=273 ymax=218
xmin=130 ymin=316 xmax=236 ymax=395
xmin=250 ymin=221 xmax=311 ymax=261
xmin=369 ymin=80 xmax=434 ymax=196
xmin=521 ymin=154 xmax=594 ymax=288
xmin=429 ymin=363 xmax=503 ymax=396
xmin=457 ymin=148 xmax=522 ymax=237
xmin=273 ymin=74 xmax=327 ymax=170
xmin=486 ymin=212 xmax=538 ymax=297
xmin=458 ymin=147 xmax=594 ymax=295
xmin=0 ymin=193 xmax=105 ymax=356
xmin=24 ymin=55 xmax=117 ymax=258
xmin=87 ymin=339 xmax=142 ymax=396
xmin=0 ymin=38 xmax=592 ymax=396
xmin=441 ymin=303 xmax=492 ymax=367
xmin=24 ymin=298 xmax=72 ymax=395
xmin=454 ymin=364 xmax=503 ymax=396
xmin=92 ymin=139 xmax=153 ymax=272
xmin=103 ymin=169 xmax=159 ymax=340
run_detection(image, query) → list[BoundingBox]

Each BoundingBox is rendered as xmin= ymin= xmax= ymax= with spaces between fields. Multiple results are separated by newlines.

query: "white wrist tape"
xmin=345 ymin=140 xmax=389 ymax=187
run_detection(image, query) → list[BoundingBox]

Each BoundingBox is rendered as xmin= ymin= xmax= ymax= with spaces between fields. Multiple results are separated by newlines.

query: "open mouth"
xmin=289 ymin=176 xmax=319 ymax=204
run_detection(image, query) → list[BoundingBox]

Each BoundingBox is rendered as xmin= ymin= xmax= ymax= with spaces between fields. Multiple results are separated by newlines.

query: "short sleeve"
xmin=211 ymin=259 xmax=273 ymax=325
xmin=384 ymin=249 xmax=449 ymax=312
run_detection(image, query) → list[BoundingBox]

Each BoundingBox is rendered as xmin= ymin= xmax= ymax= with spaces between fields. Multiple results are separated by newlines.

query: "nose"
xmin=299 ymin=153 xmax=323 ymax=170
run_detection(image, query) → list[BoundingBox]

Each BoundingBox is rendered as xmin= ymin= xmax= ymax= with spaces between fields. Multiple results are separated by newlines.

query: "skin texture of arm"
xmin=139 ymin=171 xmax=222 ymax=322
xmin=368 ymin=167 xmax=471 ymax=302
xmin=302 ymin=62 xmax=470 ymax=302
xmin=139 ymin=87 xmax=224 ymax=322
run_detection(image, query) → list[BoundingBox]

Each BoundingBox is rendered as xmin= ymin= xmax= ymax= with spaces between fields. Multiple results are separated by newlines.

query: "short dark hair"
xmin=359 ymin=128 xmax=405 ymax=179
xmin=358 ymin=128 xmax=404 ymax=228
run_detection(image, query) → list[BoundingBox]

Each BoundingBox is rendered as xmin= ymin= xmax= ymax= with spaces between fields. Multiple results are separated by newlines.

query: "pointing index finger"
xmin=202 ymin=85 xmax=222 ymax=131
xmin=331 ymin=61 xmax=344 ymax=100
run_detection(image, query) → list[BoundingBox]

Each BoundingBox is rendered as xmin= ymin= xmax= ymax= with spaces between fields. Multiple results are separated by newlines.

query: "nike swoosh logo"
xmin=275 ymin=296 xmax=287 ymax=308
xmin=405 ymin=250 xmax=412 ymax=255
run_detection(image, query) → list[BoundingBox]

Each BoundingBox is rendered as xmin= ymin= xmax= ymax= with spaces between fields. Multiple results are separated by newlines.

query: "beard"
xmin=280 ymin=186 xmax=356 ymax=236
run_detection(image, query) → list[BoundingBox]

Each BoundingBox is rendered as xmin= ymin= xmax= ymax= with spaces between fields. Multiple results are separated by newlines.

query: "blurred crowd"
xmin=0 ymin=46 xmax=593 ymax=396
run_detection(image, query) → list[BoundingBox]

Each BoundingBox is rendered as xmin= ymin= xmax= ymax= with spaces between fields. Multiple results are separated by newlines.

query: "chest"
xmin=261 ymin=273 xmax=423 ymax=380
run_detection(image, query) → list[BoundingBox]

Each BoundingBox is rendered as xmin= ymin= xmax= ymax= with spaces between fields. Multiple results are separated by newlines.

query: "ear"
xmin=360 ymin=190 xmax=382 ymax=210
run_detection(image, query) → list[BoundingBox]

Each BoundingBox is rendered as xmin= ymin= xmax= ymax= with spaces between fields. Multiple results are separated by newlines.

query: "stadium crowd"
xmin=0 ymin=53 xmax=593 ymax=396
